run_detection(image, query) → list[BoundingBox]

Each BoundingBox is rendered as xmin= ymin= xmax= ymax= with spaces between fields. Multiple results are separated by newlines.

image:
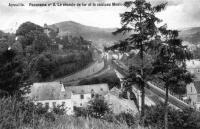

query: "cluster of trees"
xmin=31 ymin=51 xmax=93 ymax=81
xmin=79 ymin=72 xmax=121 ymax=89
xmin=16 ymin=22 xmax=51 ymax=55
xmin=0 ymin=21 xmax=93 ymax=96
xmin=107 ymin=0 xmax=194 ymax=129
xmin=144 ymin=103 xmax=200 ymax=129
xmin=55 ymin=35 xmax=91 ymax=51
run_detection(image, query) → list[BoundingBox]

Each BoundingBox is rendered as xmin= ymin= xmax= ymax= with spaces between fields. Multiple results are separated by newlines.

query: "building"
xmin=186 ymin=60 xmax=200 ymax=80
xmin=28 ymin=82 xmax=109 ymax=115
xmin=28 ymin=82 xmax=138 ymax=115
xmin=186 ymin=81 xmax=200 ymax=111
xmin=186 ymin=60 xmax=200 ymax=111
xmin=28 ymin=82 xmax=73 ymax=115
xmin=182 ymin=41 xmax=197 ymax=51
xmin=65 ymin=83 xmax=109 ymax=107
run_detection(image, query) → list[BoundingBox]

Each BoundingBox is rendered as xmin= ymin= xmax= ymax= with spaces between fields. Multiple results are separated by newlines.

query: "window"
xmin=52 ymin=102 xmax=56 ymax=107
xmin=80 ymin=103 xmax=82 ymax=106
xmin=37 ymin=102 xmax=43 ymax=107
xmin=191 ymin=87 xmax=192 ymax=92
xmin=100 ymin=88 xmax=103 ymax=91
xmin=62 ymin=102 xmax=65 ymax=106
xmin=91 ymin=93 xmax=95 ymax=98
xmin=197 ymin=95 xmax=200 ymax=102
xmin=45 ymin=102 xmax=49 ymax=108
xmin=80 ymin=94 xmax=84 ymax=99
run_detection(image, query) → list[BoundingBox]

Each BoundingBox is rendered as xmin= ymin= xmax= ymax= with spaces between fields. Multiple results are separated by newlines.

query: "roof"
xmin=110 ymin=87 xmax=121 ymax=96
xmin=28 ymin=82 xmax=71 ymax=101
xmin=194 ymin=81 xmax=200 ymax=93
xmin=65 ymin=83 xmax=109 ymax=94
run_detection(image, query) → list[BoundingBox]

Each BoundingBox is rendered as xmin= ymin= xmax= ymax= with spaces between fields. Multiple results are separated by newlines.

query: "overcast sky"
xmin=1 ymin=0 xmax=200 ymax=32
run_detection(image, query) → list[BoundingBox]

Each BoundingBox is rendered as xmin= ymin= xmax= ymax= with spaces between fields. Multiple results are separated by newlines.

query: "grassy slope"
xmin=29 ymin=116 xmax=131 ymax=129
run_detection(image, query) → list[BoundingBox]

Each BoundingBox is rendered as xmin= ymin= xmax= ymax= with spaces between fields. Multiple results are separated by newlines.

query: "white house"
xmin=28 ymin=82 xmax=139 ymax=115
xmin=186 ymin=81 xmax=200 ymax=111
xmin=28 ymin=82 xmax=74 ymax=115
xmin=65 ymin=83 xmax=109 ymax=107
xmin=28 ymin=82 xmax=109 ymax=115
xmin=186 ymin=60 xmax=200 ymax=80
xmin=182 ymin=41 xmax=197 ymax=51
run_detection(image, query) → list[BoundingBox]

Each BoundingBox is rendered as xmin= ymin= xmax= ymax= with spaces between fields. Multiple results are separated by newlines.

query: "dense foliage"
xmin=108 ymin=0 xmax=167 ymax=119
xmin=0 ymin=97 xmax=66 ymax=129
xmin=74 ymin=95 xmax=111 ymax=118
xmin=0 ymin=21 xmax=94 ymax=96
xmin=0 ymin=49 xmax=29 ymax=96
xmin=144 ymin=103 xmax=200 ymax=129
xmin=31 ymin=51 xmax=93 ymax=81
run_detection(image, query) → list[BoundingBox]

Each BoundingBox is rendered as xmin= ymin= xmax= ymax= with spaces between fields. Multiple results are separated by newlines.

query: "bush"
xmin=74 ymin=107 xmax=89 ymax=117
xmin=143 ymin=103 xmax=200 ymax=129
xmin=0 ymin=97 xmax=67 ymax=129
xmin=74 ymin=95 xmax=111 ymax=119
xmin=115 ymin=112 xmax=136 ymax=127
xmin=87 ymin=95 xmax=111 ymax=118
xmin=53 ymin=104 xmax=66 ymax=115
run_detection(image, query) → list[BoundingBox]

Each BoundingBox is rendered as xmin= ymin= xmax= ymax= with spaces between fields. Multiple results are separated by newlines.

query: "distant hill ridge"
xmin=179 ymin=27 xmax=200 ymax=45
xmin=49 ymin=21 xmax=125 ymax=49
xmin=48 ymin=21 xmax=200 ymax=47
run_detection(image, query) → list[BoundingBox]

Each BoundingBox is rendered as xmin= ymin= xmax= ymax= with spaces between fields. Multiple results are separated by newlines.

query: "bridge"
xmin=111 ymin=59 xmax=191 ymax=110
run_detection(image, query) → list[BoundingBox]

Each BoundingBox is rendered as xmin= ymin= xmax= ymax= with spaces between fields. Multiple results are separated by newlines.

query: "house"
xmin=186 ymin=81 xmax=200 ymax=111
xmin=28 ymin=82 xmax=109 ymax=115
xmin=28 ymin=82 xmax=73 ymax=115
xmin=186 ymin=60 xmax=200 ymax=80
xmin=28 ymin=82 xmax=138 ymax=115
xmin=182 ymin=41 xmax=197 ymax=51
xmin=65 ymin=83 xmax=109 ymax=107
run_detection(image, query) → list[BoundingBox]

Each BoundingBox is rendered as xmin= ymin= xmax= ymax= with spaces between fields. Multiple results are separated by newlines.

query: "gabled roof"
xmin=110 ymin=87 xmax=121 ymax=96
xmin=65 ymin=83 xmax=109 ymax=94
xmin=194 ymin=81 xmax=200 ymax=93
xmin=29 ymin=82 xmax=71 ymax=101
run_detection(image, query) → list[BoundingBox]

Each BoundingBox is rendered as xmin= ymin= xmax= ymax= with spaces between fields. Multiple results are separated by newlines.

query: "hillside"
xmin=50 ymin=21 xmax=125 ymax=49
xmin=179 ymin=27 xmax=200 ymax=45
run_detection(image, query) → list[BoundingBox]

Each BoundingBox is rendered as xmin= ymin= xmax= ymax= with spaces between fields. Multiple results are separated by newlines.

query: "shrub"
xmin=115 ymin=112 xmax=136 ymax=127
xmin=87 ymin=95 xmax=111 ymax=118
xmin=53 ymin=104 xmax=66 ymax=115
xmin=143 ymin=103 xmax=200 ymax=129
xmin=0 ymin=97 xmax=67 ymax=128
xmin=74 ymin=95 xmax=111 ymax=119
xmin=74 ymin=107 xmax=89 ymax=117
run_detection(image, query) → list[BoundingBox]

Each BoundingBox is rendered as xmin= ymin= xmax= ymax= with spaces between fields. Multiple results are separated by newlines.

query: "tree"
xmin=151 ymin=26 xmax=193 ymax=129
xmin=110 ymin=0 xmax=167 ymax=119
xmin=16 ymin=22 xmax=51 ymax=54
xmin=16 ymin=22 xmax=43 ymax=36
xmin=0 ymin=49 xmax=29 ymax=96
xmin=33 ymin=53 xmax=56 ymax=80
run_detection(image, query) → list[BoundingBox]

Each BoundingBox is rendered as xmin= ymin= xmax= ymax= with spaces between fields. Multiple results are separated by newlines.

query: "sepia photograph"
xmin=0 ymin=0 xmax=200 ymax=129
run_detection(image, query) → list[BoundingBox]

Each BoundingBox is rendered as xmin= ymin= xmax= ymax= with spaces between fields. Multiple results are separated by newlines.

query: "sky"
xmin=1 ymin=0 xmax=200 ymax=32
